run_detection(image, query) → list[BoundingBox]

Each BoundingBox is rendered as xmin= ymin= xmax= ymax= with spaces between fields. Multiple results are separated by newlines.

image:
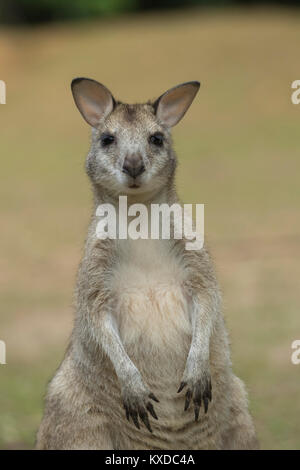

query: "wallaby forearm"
xmin=187 ymin=298 xmax=213 ymax=367
xmin=177 ymin=295 xmax=214 ymax=417
xmin=99 ymin=310 xmax=140 ymax=386
xmin=85 ymin=296 xmax=159 ymax=432
xmin=174 ymin=241 xmax=219 ymax=419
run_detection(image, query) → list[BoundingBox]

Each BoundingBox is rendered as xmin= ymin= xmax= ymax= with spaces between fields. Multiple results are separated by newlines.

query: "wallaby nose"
xmin=122 ymin=154 xmax=145 ymax=178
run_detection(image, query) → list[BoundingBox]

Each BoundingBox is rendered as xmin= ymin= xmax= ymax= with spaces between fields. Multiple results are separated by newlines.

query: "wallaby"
xmin=36 ymin=79 xmax=258 ymax=450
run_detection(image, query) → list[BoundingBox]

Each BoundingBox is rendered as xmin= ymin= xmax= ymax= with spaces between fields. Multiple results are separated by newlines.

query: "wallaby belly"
xmin=110 ymin=279 xmax=218 ymax=450
xmin=113 ymin=239 xmax=192 ymax=376
xmin=117 ymin=283 xmax=191 ymax=353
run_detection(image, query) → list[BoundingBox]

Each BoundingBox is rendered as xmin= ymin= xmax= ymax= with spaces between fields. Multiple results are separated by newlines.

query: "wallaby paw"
xmin=122 ymin=388 xmax=159 ymax=433
xmin=177 ymin=371 xmax=212 ymax=421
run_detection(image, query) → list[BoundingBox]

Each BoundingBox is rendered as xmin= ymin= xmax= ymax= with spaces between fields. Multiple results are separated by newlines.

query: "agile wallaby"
xmin=36 ymin=79 xmax=258 ymax=450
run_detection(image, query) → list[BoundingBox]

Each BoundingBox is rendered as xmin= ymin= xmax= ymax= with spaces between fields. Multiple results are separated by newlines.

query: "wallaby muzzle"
xmin=122 ymin=153 xmax=145 ymax=179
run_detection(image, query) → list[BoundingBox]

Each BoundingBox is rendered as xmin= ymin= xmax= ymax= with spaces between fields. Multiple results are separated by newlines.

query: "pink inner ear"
xmin=78 ymin=95 xmax=108 ymax=128
xmin=163 ymin=95 xmax=189 ymax=119
xmin=72 ymin=80 xmax=114 ymax=128
xmin=156 ymin=83 xmax=199 ymax=128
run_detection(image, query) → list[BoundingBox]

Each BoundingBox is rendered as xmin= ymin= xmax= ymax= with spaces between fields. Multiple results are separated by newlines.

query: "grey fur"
xmin=36 ymin=80 xmax=258 ymax=450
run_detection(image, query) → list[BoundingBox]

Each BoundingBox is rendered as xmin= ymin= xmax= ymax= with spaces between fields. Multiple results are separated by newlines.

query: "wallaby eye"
xmin=100 ymin=133 xmax=115 ymax=147
xmin=149 ymin=132 xmax=164 ymax=147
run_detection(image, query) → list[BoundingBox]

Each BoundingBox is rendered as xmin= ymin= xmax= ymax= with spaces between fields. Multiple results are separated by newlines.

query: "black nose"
xmin=122 ymin=154 xmax=145 ymax=178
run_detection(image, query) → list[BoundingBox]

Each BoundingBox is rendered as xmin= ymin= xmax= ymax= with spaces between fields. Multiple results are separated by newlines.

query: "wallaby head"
xmin=71 ymin=78 xmax=200 ymax=197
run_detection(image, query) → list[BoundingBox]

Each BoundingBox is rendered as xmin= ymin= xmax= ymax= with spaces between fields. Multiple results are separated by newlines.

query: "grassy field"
xmin=0 ymin=7 xmax=300 ymax=449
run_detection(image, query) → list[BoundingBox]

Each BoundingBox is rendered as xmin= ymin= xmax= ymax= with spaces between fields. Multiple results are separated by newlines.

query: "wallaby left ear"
xmin=71 ymin=77 xmax=115 ymax=128
xmin=154 ymin=81 xmax=200 ymax=127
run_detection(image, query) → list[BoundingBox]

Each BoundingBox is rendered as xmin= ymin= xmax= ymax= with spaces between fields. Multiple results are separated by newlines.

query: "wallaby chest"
xmin=111 ymin=238 xmax=192 ymax=354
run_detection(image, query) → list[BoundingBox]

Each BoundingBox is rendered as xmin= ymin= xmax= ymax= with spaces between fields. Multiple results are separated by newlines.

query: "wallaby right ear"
xmin=71 ymin=78 xmax=115 ymax=128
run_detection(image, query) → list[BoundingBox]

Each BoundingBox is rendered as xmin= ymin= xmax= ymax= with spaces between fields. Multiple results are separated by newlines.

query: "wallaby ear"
xmin=71 ymin=78 xmax=115 ymax=128
xmin=154 ymin=81 xmax=200 ymax=127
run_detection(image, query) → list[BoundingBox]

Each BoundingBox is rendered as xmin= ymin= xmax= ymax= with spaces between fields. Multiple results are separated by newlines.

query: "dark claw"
xmin=208 ymin=381 xmax=212 ymax=402
xmin=131 ymin=410 xmax=140 ymax=429
xmin=124 ymin=404 xmax=130 ymax=421
xmin=177 ymin=381 xmax=187 ymax=393
xmin=149 ymin=393 xmax=159 ymax=403
xmin=184 ymin=389 xmax=192 ymax=411
xmin=203 ymin=396 xmax=209 ymax=414
xmin=193 ymin=386 xmax=202 ymax=421
xmin=194 ymin=404 xmax=200 ymax=421
xmin=139 ymin=408 xmax=152 ymax=433
xmin=147 ymin=402 xmax=158 ymax=420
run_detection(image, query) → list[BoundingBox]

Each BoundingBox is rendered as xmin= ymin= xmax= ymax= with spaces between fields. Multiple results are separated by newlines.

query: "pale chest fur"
xmin=111 ymin=238 xmax=192 ymax=370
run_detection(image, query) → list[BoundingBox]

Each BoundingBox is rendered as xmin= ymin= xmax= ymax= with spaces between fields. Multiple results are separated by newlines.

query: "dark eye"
xmin=149 ymin=133 xmax=164 ymax=147
xmin=100 ymin=133 xmax=115 ymax=147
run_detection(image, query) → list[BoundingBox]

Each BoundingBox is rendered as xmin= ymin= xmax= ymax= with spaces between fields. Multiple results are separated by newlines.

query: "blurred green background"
xmin=0 ymin=2 xmax=300 ymax=449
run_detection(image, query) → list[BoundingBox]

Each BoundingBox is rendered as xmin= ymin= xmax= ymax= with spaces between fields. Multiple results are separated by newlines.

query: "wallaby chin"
xmin=36 ymin=80 xmax=258 ymax=450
